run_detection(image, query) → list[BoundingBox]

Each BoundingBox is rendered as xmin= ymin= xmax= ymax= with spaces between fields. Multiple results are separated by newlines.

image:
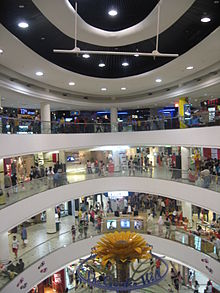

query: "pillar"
xmin=182 ymin=201 xmax=192 ymax=228
xmin=41 ymin=103 xmax=51 ymax=134
xmin=0 ymin=98 xmax=2 ymax=133
xmin=110 ymin=107 xmax=118 ymax=132
xmin=112 ymin=149 xmax=120 ymax=172
xmin=181 ymin=147 xmax=190 ymax=179
xmin=46 ymin=208 xmax=56 ymax=234
xmin=72 ymin=200 xmax=75 ymax=224
xmin=178 ymin=98 xmax=187 ymax=129
xmin=0 ymin=232 xmax=10 ymax=264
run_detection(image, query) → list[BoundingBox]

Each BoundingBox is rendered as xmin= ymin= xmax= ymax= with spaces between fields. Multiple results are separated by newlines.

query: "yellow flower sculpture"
xmin=93 ymin=231 xmax=152 ymax=266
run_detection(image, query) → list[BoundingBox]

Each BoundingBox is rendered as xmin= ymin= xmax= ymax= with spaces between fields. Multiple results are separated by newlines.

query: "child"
xmin=12 ymin=235 xmax=19 ymax=259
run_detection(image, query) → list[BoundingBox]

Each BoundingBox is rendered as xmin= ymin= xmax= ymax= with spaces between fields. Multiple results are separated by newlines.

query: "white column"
xmin=181 ymin=147 xmax=190 ymax=179
xmin=110 ymin=107 xmax=118 ymax=132
xmin=59 ymin=151 xmax=66 ymax=164
xmin=46 ymin=208 xmax=56 ymax=234
xmin=0 ymin=232 xmax=10 ymax=264
xmin=112 ymin=150 xmax=120 ymax=172
xmin=0 ymin=99 xmax=2 ymax=133
xmin=182 ymin=201 xmax=192 ymax=228
xmin=41 ymin=103 xmax=51 ymax=134
xmin=72 ymin=200 xmax=75 ymax=225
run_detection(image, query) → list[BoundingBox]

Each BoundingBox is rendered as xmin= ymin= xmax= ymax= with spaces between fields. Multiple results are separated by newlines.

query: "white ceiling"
xmin=33 ymin=0 xmax=194 ymax=46
xmin=0 ymin=24 xmax=220 ymax=100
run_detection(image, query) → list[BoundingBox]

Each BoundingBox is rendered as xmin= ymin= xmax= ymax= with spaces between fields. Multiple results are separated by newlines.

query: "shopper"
xmin=21 ymin=225 xmax=27 ymax=247
xmin=174 ymin=277 xmax=180 ymax=293
xmin=11 ymin=173 xmax=18 ymax=193
xmin=155 ymin=258 xmax=161 ymax=279
xmin=205 ymin=280 xmax=212 ymax=293
xmin=157 ymin=216 xmax=164 ymax=236
xmin=194 ymin=280 xmax=199 ymax=293
xmin=170 ymin=268 xmax=176 ymax=285
xmin=71 ymin=225 xmax=76 ymax=242
xmin=12 ymin=235 xmax=19 ymax=259
xmin=215 ymin=237 xmax=220 ymax=259
xmin=164 ymin=217 xmax=171 ymax=239
xmin=4 ymin=172 xmax=12 ymax=197
xmin=16 ymin=259 xmax=24 ymax=273
xmin=83 ymin=220 xmax=88 ymax=238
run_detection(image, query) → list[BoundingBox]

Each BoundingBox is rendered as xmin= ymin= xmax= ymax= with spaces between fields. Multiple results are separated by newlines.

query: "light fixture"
xmin=68 ymin=82 xmax=75 ymax=86
xmin=82 ymin=53 xmax=90 ymax=59
xmin=108 ymin=9 xmax=118 ymax=16
xmin=101 ymin=87 xmax=107 ymax=91
xmin=186 ymin=66 xmax=194 ymax=70
xmin=18 ymin=5 xmax=24 ymax=8
xmin=134 ymin=53 xmax=139 ymax=57
xmin=201 ymin=17 xmax=211 ymax=23
xmin=18 ymin=22 xmax=29 ymax=28
xmin=0 ymin=49 xmax=3 ymax=54
xmin=53 ymin=2 xmax=179 ymax=59
xmin=35 ymin=71 xmax=43 ymax=76
xmin=99 ymin=63 xmax=105 ymax=68
xmin=122 ymin=62 xmax=129 ymax=67
xmin=121 ymin=87 xmax=126 ymax=90
xmin=155 ymin=78 xmax=162 ymax=83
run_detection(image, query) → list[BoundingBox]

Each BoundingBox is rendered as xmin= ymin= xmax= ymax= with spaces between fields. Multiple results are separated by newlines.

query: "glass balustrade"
xmin=0 ymin=168 xmax=219 ymax=211
xmin=0 ymin=219 xmax=219 ymax=290
xmin=0 ymin=112 xmax=220 ymax=135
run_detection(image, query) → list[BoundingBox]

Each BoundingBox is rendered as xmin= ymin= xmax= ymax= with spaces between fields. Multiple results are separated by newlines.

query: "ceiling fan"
xmin=53 ymin=1 xmax=179 ymax=58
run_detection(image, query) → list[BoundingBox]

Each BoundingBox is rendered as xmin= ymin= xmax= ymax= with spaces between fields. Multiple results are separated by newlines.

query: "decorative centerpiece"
xmin=77 ymin=231 xmax=168 ymax=292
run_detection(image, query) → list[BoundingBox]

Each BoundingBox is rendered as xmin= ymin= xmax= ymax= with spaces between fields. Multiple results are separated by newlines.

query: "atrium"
xmin=0 ymin=0 xmax=220 ymax=292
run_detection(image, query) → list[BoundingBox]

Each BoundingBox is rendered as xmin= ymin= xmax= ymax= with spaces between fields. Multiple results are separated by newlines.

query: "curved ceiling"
xmin=0 ymin=0 xmax=219 ymax=78
xmin=68 ymin=0 xmax=158 ymax=31
xmin=33 ymin=0 xmax=194 ymax=46
xmin=0 ymin=24 xmax=220 ymax=101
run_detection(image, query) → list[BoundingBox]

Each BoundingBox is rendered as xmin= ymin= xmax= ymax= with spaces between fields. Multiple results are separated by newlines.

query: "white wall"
xmin=0 ymin=126 xmax=220 ymax=158
xmin=2 ymin=234 xmax=220 ymax=293
xmin=0 ymin=177 xmax=220 ymax=233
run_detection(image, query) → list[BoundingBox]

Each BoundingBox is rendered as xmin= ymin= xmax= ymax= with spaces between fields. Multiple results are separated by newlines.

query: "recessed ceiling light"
xmin=155 ymin=78 xmax=162 ymax=83
xmin=122 ymin=62 xmax=129 ymax=67
xmin=134 ymin=53 xmax=139 ymax=57
xmin=18 ymin=21 xmax=29 ymax=28
xmin=41 ymin=36 xmax=46 ymax=41
xmin=82 ymin=53 xmax=90 ymax=59
xmin=99 ymin=63 xmax=105 ymax=68
xmin=69 ymin=82 xmax=75 ymax=86
xmin=101 ymin=87 xmax=107 ymax=91
xmin=201 ymin=17 xmax=211 ymax=23
xmin=186 ymin=66 xmax=194 ymax=70
xmin=18 ymin=5 xmax=24 ymax=8
xmin=35 ymin=71 xmax=43 ymax=76
xmin=0 ymin=49 xmax=3 ymax=54
xmin=108 ymin=9 xmax=118 ymax=16
xmin=121 ymin=87 xmax=126 ymax=90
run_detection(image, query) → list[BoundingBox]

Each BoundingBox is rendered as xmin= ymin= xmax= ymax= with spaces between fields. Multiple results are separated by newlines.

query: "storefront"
xmin=3 ymin=155 xmax=34 ymax=181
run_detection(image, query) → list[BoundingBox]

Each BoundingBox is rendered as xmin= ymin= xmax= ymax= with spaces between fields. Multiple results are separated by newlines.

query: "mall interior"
xmin=0 ymin=1 xmax=220 ymax=293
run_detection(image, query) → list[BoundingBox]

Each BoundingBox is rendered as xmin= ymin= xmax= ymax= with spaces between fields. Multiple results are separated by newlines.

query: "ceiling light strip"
xmin=53 ymin=49 xmax=178 ymax=57
xmin=53 ymin=1 xmax=178 ymax=59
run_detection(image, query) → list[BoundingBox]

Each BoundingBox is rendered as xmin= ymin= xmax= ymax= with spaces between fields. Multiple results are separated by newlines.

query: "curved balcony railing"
xmin=0 ymin=168 xmax=219 ymax=211
xmin=0 ymin=111 xmax=220 ymax=134
xmin=0 ymin=167 xmax=220 ymax=209
xmin=0 ymin=220 xmax=219 ymax=290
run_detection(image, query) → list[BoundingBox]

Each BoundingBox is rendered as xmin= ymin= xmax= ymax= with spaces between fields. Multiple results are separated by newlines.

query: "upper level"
xmin=1 ymin=125 xmax=220 ymax=158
